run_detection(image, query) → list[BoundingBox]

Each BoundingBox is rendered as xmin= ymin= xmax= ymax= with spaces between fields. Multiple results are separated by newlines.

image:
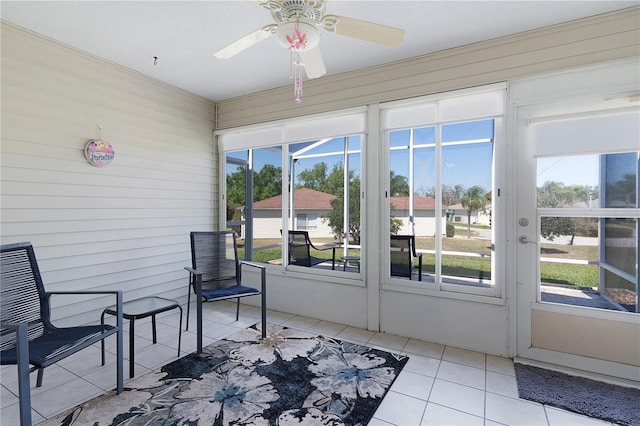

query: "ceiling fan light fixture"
xmin=276 ymin=21 xmax=320 ymax=52
xmin=276 ymin=20 xmax=320 ymax=104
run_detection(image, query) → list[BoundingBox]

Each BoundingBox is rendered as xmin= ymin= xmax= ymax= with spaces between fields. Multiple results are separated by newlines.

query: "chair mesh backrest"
xmin=288 ymin=231 xmax=311 ymax=266
xmin=390 ymin=235 xmax=414 ymax=276
xmin=1 ymin=242 xmax=47 ymax=351
xmin=190 ymin=231 xmax=240 ymax=291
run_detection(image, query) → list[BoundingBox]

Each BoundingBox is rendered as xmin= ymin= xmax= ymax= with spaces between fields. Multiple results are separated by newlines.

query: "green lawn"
xmin=240 ymin=236 xmax=600 ymax=287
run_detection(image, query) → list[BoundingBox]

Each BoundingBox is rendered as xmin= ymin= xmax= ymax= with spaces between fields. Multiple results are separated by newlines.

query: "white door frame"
xmin=510 ymin=60 xmax=640 ymax=379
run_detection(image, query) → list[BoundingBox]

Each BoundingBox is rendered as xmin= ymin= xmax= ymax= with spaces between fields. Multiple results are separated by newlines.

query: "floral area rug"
xmin=43 ymin=324 xmax=409 ymax=425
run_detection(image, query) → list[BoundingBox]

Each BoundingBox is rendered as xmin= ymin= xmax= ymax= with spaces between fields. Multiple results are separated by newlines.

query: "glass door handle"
xmin=519 ymin=235 xmax=538 ymax=245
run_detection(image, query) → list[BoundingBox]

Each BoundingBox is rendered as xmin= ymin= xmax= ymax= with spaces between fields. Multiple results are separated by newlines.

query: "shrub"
xmin=446 ymin=222 xmax=455 ymax=237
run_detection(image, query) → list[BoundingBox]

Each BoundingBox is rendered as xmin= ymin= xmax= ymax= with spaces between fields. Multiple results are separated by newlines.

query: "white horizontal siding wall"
xmin=217 ymin=7 xmax=640 ymax=128
xmin=1 ymin=22 xmax=217 ymax=325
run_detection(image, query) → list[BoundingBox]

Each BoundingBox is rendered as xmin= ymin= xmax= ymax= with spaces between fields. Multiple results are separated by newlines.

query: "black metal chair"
xmin=287 ymin=230 xmax=337 ymax=270
xmin=390 ymin=234 xmax=423 ymax=281
xmin=0 ymin=242 xmax=123 ymax=426
xmin=185 ymin=231 xmax=266 ymax=353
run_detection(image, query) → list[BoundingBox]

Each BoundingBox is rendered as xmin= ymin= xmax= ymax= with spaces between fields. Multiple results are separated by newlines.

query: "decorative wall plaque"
xmin=85 ymin=139 xmax=115 ymax=167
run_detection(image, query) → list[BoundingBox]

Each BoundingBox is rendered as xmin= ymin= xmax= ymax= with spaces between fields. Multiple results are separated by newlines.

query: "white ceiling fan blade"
xmin=300 ymin=47 xmax=326 ymax=79
xmin=324 ymin=15 xmax=405 ymax=48
xmin=214 ymin=25 xmax=275 ymax=59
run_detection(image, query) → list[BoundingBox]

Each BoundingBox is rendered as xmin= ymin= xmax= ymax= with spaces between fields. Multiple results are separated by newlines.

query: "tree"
xmin=324 ymin=176 xmax=361 ymax=243
xmin=253 ymin=164 xmax=282 ymax=201
xmin=537 ymin=181 xmax=598 ymax=244
xmin=390 ymin=204 xmax=403 ymax=234
xmin=303 ymin=164 xmax=407 ymax=242
xmin=296 ymin=162 xmax=329 ymax=192
xmin=390 ymin=171 xmax=410 ymax=196
xmin=226 ymin=166 xmax=246 ymax=222
xmin=460 ymin=185 xmax=487 ymax=238
xmin=226 ymin=164 xmax=282 ymax=229
xmin=540 ymin=217 xmax=577 ymax=243
xmin=441 ymin=184 xmax=462 ymax=207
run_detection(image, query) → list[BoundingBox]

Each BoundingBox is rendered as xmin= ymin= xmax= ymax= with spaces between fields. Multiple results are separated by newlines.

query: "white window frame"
xmin=217 ymin=107 xmax=367 ymax=281
xmin=379 ymin=83 xmax=506 ymax=300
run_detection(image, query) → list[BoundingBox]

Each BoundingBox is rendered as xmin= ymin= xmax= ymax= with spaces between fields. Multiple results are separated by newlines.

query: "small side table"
xmin=342 ymin=255 xmax=361 ymax=272
xmin=101 ymin=296 xmax=182 ymax=378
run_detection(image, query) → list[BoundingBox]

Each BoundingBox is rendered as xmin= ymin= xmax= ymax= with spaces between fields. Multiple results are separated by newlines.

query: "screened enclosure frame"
xmin=217 ymin=107 xmax=367 ymax=275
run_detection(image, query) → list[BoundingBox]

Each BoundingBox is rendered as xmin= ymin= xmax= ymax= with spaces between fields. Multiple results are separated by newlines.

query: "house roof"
xmin=254 ymin=192 xmax=443 ymax=210
xmin=448 ymin=203 xmax=492 ymax=212
xmin=254 ymin=188 xmax=336 ymax=210
xmin=254 ymin=191 xmax=442 ymax=210
xmin=390 ymin=196 xmax=436 ymax=210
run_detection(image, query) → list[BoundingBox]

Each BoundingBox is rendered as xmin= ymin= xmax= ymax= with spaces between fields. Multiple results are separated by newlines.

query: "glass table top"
xmin=104 ymin=296 xmax=180 ymax=318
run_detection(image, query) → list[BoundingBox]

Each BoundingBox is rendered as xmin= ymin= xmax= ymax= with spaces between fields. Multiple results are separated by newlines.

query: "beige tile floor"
xmin=1 ymin=301 xmax=617 ymax=425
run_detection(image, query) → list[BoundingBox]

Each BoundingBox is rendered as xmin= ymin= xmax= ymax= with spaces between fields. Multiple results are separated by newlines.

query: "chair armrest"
xmin=45 ymin=291 xmax=123 ymax=342
xmin=239 ymin=260 xmax=266 ymax=270
xmin=240 ymin=261 xmax=267 ymax=293
xmin=46 ymin=290 xmax=122 ymax=296
xmin=309 ymin=242 xmax=339 ymax=252
xmin=184 ymin=266 xmax=202 ymax=276
xmin=45 ymin=291 xmax=124 ymax=317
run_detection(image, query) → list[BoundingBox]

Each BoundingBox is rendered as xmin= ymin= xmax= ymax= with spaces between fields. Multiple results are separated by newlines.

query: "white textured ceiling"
xmin=1 ymin=1 xmax=637 ymax=102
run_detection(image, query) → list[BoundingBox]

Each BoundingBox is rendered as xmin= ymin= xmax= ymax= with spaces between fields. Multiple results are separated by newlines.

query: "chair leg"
xmin=151 ymin=315 xmax=157 ymax=344
xmin=261 ymin=290 xmax=267 ymax=339
xmin=36 ymin=368 xmax=44 ymax=387
xmin=14 ymin=323 xmax=32 ymax=426
xmin=177 ymin=305 xmax=183 ymax=356
xmin=185 ymin=286 xmax=191 ymax=331
xmin=235 ymin=298 xmax=240 ymax=321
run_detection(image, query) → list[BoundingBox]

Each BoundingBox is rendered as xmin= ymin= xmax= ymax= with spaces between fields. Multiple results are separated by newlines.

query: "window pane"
xmin=539 ymin=216 xmax=637 ymax=313
xmin=539 ymin=217 xmax=598 ymax=288
xmin=252 ymin=147 xmax=284 ymax=264
xmin=536 ymin=155 xmax=599 ymax=208
xmin=604 ymin=152 xmax=638 ymax=208
xmin=604 ymin=218 xmax=637 ymax=276
xmin=289 ymin=136 xmax=362 ymax=272
xmin=388 ymin=120 xmax=495 ymax=287
xmin=413 ymin=146 xmax=436 ymax=280
xmin=536 ymin=152 xmax=638 ymax=313
xmin=441 ymin=120 xmax=494 ymax=286
xmin=603 ymin=218 xmax=637 ymax=312
xmin=226 ymin=160 xmax=246 ymax=231
xmin=227 ymin=147 xmax=284 ymax=264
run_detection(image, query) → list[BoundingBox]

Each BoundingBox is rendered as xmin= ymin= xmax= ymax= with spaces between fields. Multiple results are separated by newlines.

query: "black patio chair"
xmin=185 ymin=231 xmax=267 ymax=353
xmin=287 ymin=230 xmax=337 ymax=270
xmin=390 ymin=234 xmax=423 ymax=281
xmin=0 ymin=242 xmax=123 ymax=426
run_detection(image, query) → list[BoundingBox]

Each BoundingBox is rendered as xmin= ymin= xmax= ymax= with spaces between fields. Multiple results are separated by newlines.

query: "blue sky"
xmin=537 ymin=155 xmax=599 ymax=187
xmin=230 ymin=119 xmax=496 ymax=193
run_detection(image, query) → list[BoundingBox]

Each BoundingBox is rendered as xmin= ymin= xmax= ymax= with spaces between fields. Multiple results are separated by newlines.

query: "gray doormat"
xmin=515 ymin=363 xmax=640 ymax=426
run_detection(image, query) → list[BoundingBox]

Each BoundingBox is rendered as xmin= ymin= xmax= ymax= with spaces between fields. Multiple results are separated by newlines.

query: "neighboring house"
xmin=251 ymin=191 xmax=449 ymax=239
xmin=251 ymin=188 xmax=337 ymax=239
xmin=390 ymin=196 xmax=447 ymax=236
xmin=446 ymin=203 xmax=492 ymax=226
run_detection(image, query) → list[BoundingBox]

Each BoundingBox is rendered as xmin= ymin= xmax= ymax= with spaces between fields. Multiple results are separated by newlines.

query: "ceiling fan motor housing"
xmin=264 ymin=0 xmax=325 ymax=23
xmin=264 ymin=0 xmax=325 ymax=51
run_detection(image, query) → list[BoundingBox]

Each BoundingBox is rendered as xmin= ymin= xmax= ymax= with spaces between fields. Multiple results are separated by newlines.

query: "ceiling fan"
xmin=214 ymin=0 xmax=405 ymax=102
